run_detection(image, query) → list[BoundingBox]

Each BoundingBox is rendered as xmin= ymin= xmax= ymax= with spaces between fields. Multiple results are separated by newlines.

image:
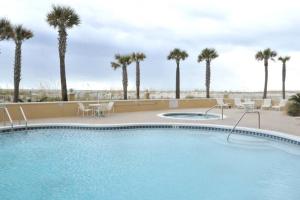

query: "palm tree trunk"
xmin=122 ymin=65 xmax=128 ymax=100
xmin=13 ymin=41 xmax=22 ymax=102
xmin=176 ymin=60 xmax=180 ymax=99
xmin=136 ymin=61 xmax=140 ymax=99
xmin=58 ymin=28 xmax=68 ymax=101
xmin=263 ymin=59 xmax=268 ymax=99
xmin=205 ymin=60 xmax=211 ymax=98
xmin=282 ymin=62 xmax=286 ymax=99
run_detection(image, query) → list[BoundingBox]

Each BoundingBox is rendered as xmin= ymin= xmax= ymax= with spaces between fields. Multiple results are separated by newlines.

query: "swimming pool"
xmin=1 ymin=124 xmax=300 ymax=200
xmin=159 ymin=112 xmax=223 ymax=120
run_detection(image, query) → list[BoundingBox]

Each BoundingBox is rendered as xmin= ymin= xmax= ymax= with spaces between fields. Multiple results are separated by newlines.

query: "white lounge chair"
xmin=234 ymin=98 xmax=244 ymax=109
xmin=272 ymin=99 xmax=287 ymax=111
xmin=77 ymin=102 xmax=92 ymax=117
xmin=216 ymin=98 xmax=230 ymax=108
xmin=261 ymin=99 xmax=272 ymax=110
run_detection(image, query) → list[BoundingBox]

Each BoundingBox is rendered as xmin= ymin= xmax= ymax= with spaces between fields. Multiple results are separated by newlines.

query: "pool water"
xmin=0 ymin=128 xmax=300 ymax=200
xmin=160 ymin=112 xmax=222 ymax=120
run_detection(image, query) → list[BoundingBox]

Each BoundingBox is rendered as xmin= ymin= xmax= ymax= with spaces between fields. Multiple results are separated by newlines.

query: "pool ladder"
xmin=227 ymin=111 xmax=261 ymax=142
xmin=205 ymin=105 xmax=224 ymax=120
xmin=1 ymin=105 xmax=28 ymax=130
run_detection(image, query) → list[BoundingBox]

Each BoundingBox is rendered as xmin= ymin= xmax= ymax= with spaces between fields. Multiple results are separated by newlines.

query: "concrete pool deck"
xmin=13 ymin=108 xmax=300 ymax=137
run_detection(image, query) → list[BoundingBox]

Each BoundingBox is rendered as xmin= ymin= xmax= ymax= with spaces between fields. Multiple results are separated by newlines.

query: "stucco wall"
xmin=0 ymin=98 xmax=279 ymax=122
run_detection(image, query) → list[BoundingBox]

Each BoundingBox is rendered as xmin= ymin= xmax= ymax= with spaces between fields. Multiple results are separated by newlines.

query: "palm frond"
xmin=289 ymin=93 xmax=300 ymax=104
xmin=46 ymin=5 xmax=80 ymax=29
xmin=111 ymin=54 xmax=132 ymax=70
xmin=12 ymin=25 xmax=33 ymax=42
xmin=0 ymin=18 xmax=13 ymax=40
xmin=131 ymin=52 xmax=146 ymax=61
xmin=111 ymin=62 xmax=120 ymax=70
xmin=198 ymin=48 xmax=218 ymax=62
xmin=278 ymin=56 xmax=290 ymax=63
xmin=255 ymin=51 xmax=264 ymax=61
xmin=167 ymin=48 xmax=188 ymax=61
xmin=256 ymin=48 xmax=277 ymax=61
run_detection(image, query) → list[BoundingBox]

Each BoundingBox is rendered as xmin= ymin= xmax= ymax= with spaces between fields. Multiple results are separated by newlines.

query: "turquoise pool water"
xmin=160 ymin=112 xmax=221 ymax=120
xmin=0 ymin=128 xmax=300 ymax=200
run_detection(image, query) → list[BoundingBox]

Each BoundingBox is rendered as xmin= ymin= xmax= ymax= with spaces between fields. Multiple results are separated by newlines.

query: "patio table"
xmin=89 ymin=103 xmax=108 ymax=117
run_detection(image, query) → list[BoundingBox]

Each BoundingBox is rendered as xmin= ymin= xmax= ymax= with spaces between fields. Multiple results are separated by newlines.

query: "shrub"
xmin=287 ymin=93 xmax=300 ymax=116
xmin=185 ymin=95 xmax=195 ymax=99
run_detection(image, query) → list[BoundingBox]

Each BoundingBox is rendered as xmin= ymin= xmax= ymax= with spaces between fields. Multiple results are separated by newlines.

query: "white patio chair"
xmin=95 ymin=102 xmax=115 ymax=117
xmin=216 ymin=98 xmax=230 ymax=108
xmin=272 ymin=99 xmax=287 ymax=111
xmin=77 ymin=102 xmax=92 ymax=117
xmin=104 ymin=101 xmax=114 ymax=115
xmin=234 ymin=98 xmax=244 ymax=109
xmin=261 ymin=99 xmax=272 ymax=110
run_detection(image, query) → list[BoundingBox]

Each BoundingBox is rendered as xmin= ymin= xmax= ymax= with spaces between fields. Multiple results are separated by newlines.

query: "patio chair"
xmin=234 ymin=98 xmax=244 ymax=109
xmin=272 ymin=99 xmax=287 ymax=111
xmin=77 ymin=102 xmax=92 ymax=117
xmin=216 ymin=98 xmax=230 ymax=108
xmin=261 ymin=99 xmax=272 ymax=110
xmin=104 ymin=101 xmax=114 ymax=115
xmin=95 ymin=102 xmax=115 ymax=117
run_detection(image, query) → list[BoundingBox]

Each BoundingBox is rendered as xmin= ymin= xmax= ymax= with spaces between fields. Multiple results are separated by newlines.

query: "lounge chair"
xmin=216 ymin=98 xmax=230 ymax=108
xmin=234 ymin=98 xmax=244 ymax=109
xmin=77 ymin=102 xmax=92 ymax=117
xmin=261 ymin=99 xmax=272 ymax=110
xmin=272 ymin=99 xmax=287 ymax=111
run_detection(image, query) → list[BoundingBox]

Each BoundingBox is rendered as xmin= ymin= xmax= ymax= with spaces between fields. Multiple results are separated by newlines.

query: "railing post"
xmin=19 ymin=106 xmax=28 ymax=130
xmin=221 ymin=106 xmax=224 ymax=120
xmin=4 ymin=107 xmax=13 ymax=129
xmin=258 ymin=112 xmax=260 ymax=129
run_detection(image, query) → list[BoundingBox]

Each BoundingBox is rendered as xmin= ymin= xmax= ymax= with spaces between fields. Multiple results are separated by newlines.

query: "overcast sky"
xmin=0 ymin=0 xmax=300 ymax=91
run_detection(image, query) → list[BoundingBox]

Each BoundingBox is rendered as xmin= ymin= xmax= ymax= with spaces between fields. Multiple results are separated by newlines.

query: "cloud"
xmin=0 ymin=0 xmax=300 ymax=92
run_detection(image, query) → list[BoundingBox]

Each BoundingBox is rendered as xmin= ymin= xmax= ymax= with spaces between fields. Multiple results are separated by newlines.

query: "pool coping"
xmin=157 ymin=112 xmax=227 ymax=120
xmin=0 ymin=122 xmax=300 ymax=146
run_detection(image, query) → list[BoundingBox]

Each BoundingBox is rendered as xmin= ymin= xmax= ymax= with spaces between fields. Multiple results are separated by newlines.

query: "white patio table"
xmin=89 ymin=103 xmax=108 ymax=117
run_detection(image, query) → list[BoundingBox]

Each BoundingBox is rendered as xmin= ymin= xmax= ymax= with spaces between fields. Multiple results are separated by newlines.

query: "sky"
xmin=0 ymin=0 xmax=300 ymax=91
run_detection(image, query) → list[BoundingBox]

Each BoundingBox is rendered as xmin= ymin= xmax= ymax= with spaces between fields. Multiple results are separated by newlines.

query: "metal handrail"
xmin=205 ymin=105 xmax=224 ymax=120
xmin=19 ymin=106 xmax=28 ymax=129
xmin=227 ymin=111 xmax=261 ymax=142
xmin=0 ymin=106 xmax=13 ymax=129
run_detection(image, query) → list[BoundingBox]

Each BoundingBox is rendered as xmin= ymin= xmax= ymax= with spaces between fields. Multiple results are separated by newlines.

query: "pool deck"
xmin=12 ymin=108 xmax=300 ymax=137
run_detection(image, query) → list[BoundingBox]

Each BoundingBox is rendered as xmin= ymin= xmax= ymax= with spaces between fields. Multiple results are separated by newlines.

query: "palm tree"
xmin=167 ymin=48 xmax=188 ymax=99
xmin=255 ymin=48 xmax=277 ymax=99
xmin=278 ymin=56 xmax=290 ymax=99
xmin=131 ymin=52 xmax=146 ymax=99
xmin=46 ymin=5 xmax=80 ymax=101
xmin=111 ymin=54 xmax=132 ymax=100
xmin=3 ymin=24 xmax=33 ymax=102
xmin=198 ymin=48 xmax=218 ymax=98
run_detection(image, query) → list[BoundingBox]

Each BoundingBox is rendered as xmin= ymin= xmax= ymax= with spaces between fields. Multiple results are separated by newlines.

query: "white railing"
xmin=19 ymin=106 xmax=28 ymax=129
xmin=205 ymin=105 xmax=224 ymax=120
xmin=1 ymin=106 xmax=13 ymax=129
xmin=227 ymin=111 xmax=261 ymax=142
